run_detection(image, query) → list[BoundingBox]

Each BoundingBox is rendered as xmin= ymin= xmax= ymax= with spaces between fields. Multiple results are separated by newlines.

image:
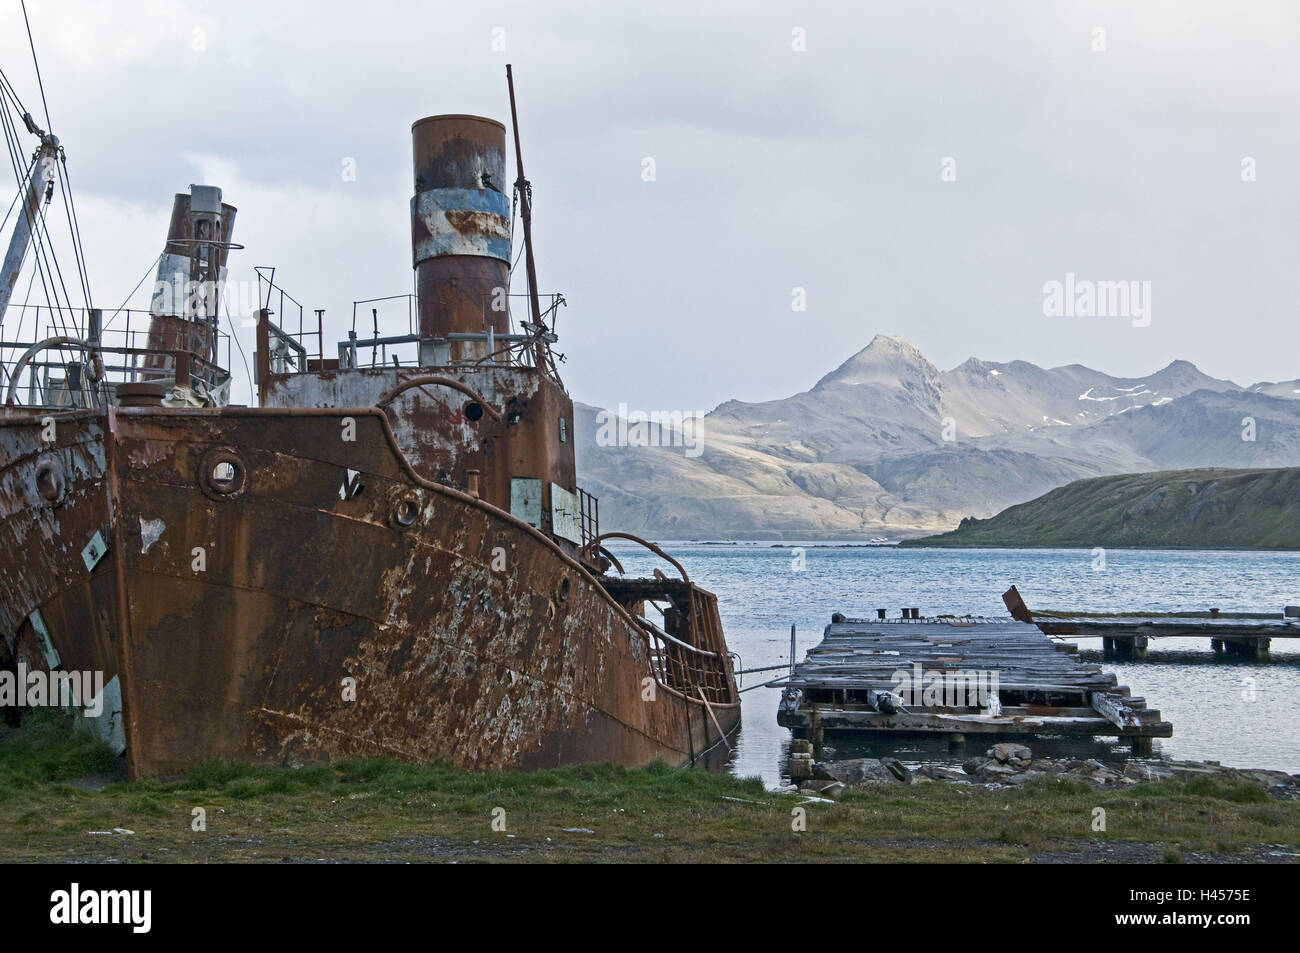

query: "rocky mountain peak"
xmin=575 ymin=337 xmax=1300 ymax=540
xmin=815 ymin=335 xmax=939 ymax=390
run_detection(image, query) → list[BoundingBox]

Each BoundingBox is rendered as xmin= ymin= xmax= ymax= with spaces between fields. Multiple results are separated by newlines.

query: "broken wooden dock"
xmin=777 ymin=608 xmax=1172 ymax=753
xmin=1005 ymin=585 xmax=1299 ymax=661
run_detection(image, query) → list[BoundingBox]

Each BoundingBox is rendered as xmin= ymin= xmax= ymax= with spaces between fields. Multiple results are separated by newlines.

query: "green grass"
xmin=2 ymin=711 xmax=1297 ymax=863
xmin=0 ymin=708 xmax=119 ymax=797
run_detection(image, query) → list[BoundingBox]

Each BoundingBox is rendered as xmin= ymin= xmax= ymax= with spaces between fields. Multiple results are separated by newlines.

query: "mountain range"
xmin=573 ymin=335 xmax=1300 ymax=540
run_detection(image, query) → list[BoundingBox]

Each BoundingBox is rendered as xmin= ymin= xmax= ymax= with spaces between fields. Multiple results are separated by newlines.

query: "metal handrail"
xmin=3 ymin=336 xmax=98 ymax=406
xmin=374 ymin=375 xmax=503 ymax=421
xmin=634 ymin=614 xmax=721 ymax=658
xmin=583 ymin=531 xmax=691 ymax=583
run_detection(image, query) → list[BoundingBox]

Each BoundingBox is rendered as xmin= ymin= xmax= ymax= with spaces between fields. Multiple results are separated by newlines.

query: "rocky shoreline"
xmin=786 ymin=741 xmax=1300 ymax=800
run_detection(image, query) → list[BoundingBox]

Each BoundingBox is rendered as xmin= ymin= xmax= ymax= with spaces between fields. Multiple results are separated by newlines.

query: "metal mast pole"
xmin=506 ymin=64 xmax=547 ymax=371
xmin=0 ymin=132 xmax=58 ymax=324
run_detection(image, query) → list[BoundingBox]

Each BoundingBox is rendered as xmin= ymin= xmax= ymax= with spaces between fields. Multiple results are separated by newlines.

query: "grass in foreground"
xmin=1 ymin=711 xmax=1297 ymax=863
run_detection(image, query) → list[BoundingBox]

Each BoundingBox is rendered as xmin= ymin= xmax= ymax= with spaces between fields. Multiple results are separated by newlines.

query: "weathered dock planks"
xmin=777 ymin=613 xmax=1172 ymax=751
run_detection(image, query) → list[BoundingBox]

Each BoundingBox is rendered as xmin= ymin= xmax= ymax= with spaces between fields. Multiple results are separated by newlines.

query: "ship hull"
xmin=1 ymin=406 xmax=739 ymax=777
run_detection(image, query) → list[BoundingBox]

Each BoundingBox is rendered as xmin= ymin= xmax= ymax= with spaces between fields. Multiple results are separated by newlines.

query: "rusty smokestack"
xmin=410 ymin=115 xmax=511 ymax=364
xmin=145 ymin=185 xmax=236 ymax=377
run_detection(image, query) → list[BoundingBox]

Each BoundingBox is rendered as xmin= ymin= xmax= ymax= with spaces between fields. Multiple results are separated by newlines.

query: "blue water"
xmin=605 ymin=543 xmax=1300 ymax=787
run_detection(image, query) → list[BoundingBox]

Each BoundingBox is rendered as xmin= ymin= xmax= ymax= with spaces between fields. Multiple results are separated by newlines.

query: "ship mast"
xmin=0 ymin=128 xmax=57 ymax=324
xmin=0 ymin=2 xmax=94 ymax=334
xmin=506 ymin=65 xmax=547 ymax=371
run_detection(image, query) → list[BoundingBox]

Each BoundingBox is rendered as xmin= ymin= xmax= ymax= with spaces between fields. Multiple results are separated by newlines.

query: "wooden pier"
xmin=1005 ymin=585 xmax=1299 ymax=661
xmin=777 ymin=607 xmax=1172 ymax=753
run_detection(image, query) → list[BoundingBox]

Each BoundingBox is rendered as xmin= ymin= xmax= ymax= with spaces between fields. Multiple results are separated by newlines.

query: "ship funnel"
xmin=411 ymin=115 xmax=511 ymax=364
xmin=145 ymin=184 xmax=236 ymax=377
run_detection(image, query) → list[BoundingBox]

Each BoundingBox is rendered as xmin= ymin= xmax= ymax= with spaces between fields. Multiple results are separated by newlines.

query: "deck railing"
xmin=577 ymin=487 xmax=599 ymax=551
xmin=0 ymin=306 xmax=231 ymax=407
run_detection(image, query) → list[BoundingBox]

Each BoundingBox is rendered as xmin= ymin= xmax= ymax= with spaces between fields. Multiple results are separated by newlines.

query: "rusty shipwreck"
xmin=0 ymin=67 xmax=739 ymax=777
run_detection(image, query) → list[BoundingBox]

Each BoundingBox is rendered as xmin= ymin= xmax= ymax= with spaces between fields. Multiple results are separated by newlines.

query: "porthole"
xmin=392 ymin=498 xmax=420 ymax=529
xmin=557 ymin=575 xmax=571 ymax=604
xmin=35 ymin=459 xmax=65 ymax=506
xmin=198 ymin=448 xmax=248 ymax=499
xmin=464 ymin=401 xmax=484 ymax=423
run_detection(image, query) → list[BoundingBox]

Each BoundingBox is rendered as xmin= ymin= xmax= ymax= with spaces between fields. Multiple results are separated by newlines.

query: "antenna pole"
xmin=506 ymin=64 xmax=547 ymax=371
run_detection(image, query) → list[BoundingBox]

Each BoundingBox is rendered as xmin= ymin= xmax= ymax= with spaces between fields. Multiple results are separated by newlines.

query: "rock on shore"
xmin=796 ymin=745 xmax=1300 ymax=799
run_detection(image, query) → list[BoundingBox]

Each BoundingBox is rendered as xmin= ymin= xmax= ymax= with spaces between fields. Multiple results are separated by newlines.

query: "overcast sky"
xmin=1 ymin=0 xmax=1296 ymax=411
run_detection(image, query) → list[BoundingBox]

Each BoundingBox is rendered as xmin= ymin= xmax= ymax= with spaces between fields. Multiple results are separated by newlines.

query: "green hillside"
xmin=901 ymin=467 xmax=1300 ymax=549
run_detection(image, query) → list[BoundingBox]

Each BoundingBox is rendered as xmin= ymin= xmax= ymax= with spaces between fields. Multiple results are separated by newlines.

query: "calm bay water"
xmin=606 ymin=543 xmax=1300 ymax=788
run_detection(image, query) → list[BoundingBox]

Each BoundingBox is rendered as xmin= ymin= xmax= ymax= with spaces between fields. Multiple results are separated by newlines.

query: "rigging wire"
xmin=26 ymin=207 xmax=70 ymax=341
xmin=0 ymin=260 xmax=41 ymax=402
xmin=0 ymin=87 xmax=29 ymax=198
xmin=222 ymin=296 xmax=254 ymax=404
xmin=0 ymin=95 xmax=34 ymax=341
xmin=506 ymin=195 xmax=529 ymax=336
xmin=0 ymin=74 xmax=45 ymax=323
xmin=20 ymin=1 xmax=53 ymax=134
xmin=55 ymin=158 xmax=90 ymax=306
xmin=35 ymin=197 xmax=78 ymax=332
xmin=12 ymin=245 xmax=40 ymax=347
xmin=0 ymin=151 xmax=35 ymax=244
xmin=101 ymin=252 xmax=163 ymax=331
xmin=57 ymin=153 xmax=91 ymax=305
xmin=15 ymin=161 xmax=75 ymax=346
xmin=0 ymin=66 xmax=32 ymax=127
xmin=3 ymin=5 xmax=93 ymax=327
xmin=0 ymin=5 xmax=96 ymax=401
xmin=0 ymin=103 xmax=60 ymax=336
xmin=12 ymin=123 xmax=74 ymax=334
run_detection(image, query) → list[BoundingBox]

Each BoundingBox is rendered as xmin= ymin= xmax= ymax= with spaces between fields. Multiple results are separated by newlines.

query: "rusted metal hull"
xmin=0 ymin=411 xmax=123 ymax=746
xmin=0 ymin=406 xmax=739 ymax=777
xmin=2 ymin=95 xmax=742 ymax=779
